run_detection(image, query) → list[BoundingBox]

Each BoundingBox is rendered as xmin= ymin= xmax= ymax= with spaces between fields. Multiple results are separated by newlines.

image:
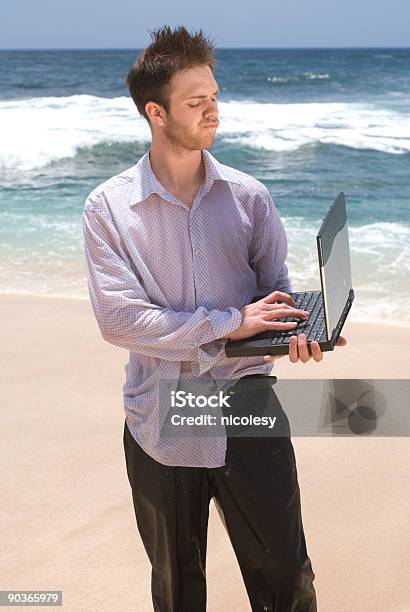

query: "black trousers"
xmin=123 ymin=376 xmax=317 ymax=612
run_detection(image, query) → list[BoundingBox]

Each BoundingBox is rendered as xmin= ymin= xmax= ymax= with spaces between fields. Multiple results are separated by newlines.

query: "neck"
xmin=149 ymin=141 xmax=205 ymax=197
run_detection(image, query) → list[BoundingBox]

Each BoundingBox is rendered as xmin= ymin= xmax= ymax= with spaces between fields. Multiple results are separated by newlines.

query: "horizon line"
xmin=1 ymin=45 xmax=409 ymax=51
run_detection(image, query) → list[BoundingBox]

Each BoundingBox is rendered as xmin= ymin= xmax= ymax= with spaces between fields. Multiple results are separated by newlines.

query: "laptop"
xmin=225 ymin=192 xmax=354 ymax=357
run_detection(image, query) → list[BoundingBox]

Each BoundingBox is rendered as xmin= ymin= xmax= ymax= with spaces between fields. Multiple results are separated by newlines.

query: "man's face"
xmin=157 ymin=64 xmax=220 ymax=151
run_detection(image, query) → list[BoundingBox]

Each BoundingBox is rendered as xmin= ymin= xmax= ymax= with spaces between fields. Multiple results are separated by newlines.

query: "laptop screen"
xmin=317 ymin=193 xmax=352 ymax=339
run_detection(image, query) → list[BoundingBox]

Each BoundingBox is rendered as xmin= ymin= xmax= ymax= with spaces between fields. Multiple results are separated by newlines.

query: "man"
xmin=82 ymin=26 xmax=346 ymax=611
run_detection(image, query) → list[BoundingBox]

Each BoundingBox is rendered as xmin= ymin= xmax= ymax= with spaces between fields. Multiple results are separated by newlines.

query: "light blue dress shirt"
xmin=82 ymin=148 xmax=291 ymax=467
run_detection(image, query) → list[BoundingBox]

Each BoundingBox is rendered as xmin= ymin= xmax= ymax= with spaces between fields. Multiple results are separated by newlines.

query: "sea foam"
xmin=1 ymin=95 xmax=409 ymax=173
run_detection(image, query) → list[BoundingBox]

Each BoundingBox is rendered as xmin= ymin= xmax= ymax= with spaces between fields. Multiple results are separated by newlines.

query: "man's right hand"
xmin=225 ymin=291 xmax=310 ymax=342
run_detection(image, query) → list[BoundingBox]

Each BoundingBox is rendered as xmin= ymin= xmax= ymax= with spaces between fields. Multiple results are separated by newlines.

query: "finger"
xmin=336 ymin=336 xmax=347 ymax=346
xmin=310 ymin=341 xmax=323 ymax=362
xmin=262 ymin=291 xmax=295 ymax=306
xmin=263 ymin=354 xmax=285 ymax=361
xmin=265 ymin=303 xmax=295 ymax=312
xmin=265 ymin=305 xmax=310 ymax=319
xmin=297 ymin=334 xmax=311 ymax=363
xmin=264 ymin=308 xmax=310 ymax=322
xmin=264 ymin=321 xmax=299 ymax=331
xmin=289 ymin=335 xmax=299 ymax=363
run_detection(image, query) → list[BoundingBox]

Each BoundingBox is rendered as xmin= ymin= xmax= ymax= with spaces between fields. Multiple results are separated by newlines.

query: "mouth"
xmin=203 ymin=121 xmax=219 ymax=128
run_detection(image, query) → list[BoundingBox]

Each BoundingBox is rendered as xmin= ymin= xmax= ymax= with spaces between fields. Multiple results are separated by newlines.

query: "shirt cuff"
xmin=193 ymin=307 xmax=243 ymax=376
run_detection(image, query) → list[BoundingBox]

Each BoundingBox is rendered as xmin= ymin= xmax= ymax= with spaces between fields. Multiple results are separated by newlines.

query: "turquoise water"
xmin=0 ymin=49 xmax=409 ymax=323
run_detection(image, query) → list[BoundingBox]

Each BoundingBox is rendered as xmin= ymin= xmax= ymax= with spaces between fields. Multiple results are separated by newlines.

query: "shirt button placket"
xmin=190 ymin=211 xmax=201 ymax=298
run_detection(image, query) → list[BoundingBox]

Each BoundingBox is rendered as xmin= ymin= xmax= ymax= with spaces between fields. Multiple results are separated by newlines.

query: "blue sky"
xmin=1 ymin=0 xmax=409 ymax=49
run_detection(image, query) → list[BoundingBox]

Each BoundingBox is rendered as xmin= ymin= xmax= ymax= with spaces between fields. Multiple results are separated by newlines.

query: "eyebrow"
xmin=187 ymin=89 xmax=219 ymax=100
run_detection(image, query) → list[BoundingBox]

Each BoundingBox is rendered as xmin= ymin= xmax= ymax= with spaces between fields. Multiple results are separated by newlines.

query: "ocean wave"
xmin=304 ymin=72 xmax=330 ymax=80
xmin=284 ymin=218 xmax=410 ymax=261
xmin=0 ymin=94 xmax=145 ymax=173
xmin=283 ymin=217 xmax=410 ymax=287
xmin=220 ymin=101 xmax=410 ymax=154
xmin=267 ymin=72 xmax=330 ymax=83
xmin=1 ymin=94 xmax=410 ymax=173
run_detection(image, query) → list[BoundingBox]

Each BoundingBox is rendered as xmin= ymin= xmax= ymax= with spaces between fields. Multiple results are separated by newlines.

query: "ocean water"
xmin=0 ymin=48 xmax=409 ymax=324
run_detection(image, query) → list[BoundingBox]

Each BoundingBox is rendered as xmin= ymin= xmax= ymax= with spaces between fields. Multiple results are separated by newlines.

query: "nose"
xmin=204 ymin=97 xmax=218 ymax=119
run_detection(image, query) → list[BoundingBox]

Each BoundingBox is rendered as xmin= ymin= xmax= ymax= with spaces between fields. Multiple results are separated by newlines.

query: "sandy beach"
xmin=1 ymin=293 xmax=409 ymax=611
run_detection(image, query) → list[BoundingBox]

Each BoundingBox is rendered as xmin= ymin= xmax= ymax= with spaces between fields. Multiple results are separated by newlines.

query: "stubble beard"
xmin=163 ymin=114 xmax=216 ymax=154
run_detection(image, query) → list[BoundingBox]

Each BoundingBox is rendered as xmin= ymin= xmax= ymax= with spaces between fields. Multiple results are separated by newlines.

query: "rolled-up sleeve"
xmin=250 ymin=189 xmax=292 ymax=295
xmin=82 ymin=196 xmax=242 ymax=368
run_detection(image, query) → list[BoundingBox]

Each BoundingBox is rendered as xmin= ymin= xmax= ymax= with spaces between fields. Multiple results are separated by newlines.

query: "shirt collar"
xmin=128 ymin=148 xmax=241 ymax=207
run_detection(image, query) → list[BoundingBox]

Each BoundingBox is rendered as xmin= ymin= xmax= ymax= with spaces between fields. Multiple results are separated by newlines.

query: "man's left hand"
xmin=263 ymin=335 xmax=347 ymax=363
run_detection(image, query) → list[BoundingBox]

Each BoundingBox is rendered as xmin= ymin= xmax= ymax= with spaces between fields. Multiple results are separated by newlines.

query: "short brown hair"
xmin=126 ymin=25 xmax=216 ymax=124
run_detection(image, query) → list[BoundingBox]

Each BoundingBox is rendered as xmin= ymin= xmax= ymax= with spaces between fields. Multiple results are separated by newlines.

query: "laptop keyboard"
xmin=270 ymin=290 xmax=327 ymax=345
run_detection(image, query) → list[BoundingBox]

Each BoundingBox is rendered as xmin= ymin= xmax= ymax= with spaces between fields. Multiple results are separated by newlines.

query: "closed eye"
xmin=188 ymin=97 xmax=217 ymax=108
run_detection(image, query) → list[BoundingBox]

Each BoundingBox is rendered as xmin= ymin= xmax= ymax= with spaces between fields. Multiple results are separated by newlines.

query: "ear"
xmin=145 ymin=101 xmax=166 ymax=127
